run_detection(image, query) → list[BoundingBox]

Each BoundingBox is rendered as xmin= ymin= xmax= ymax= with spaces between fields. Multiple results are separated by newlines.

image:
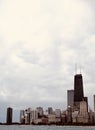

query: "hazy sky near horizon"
xmin=0 ymin=0 xmax=95 ymax=122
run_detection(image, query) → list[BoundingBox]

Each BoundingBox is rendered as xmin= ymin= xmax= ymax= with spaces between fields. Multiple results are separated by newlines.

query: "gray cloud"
xmin=0 ymin=0 xmax=95 ymax=122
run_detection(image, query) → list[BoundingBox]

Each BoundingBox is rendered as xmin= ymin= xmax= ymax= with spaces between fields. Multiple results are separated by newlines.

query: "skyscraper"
xmin=67 ymin=90 xmax=74 ymax=107
xmin=36 ymin=107 xmax=43 ymax=117
xmin=74 ymin=74 xmax=84 ymax=105
xmin=6 ymin=107 xmax=13 ymax=125
xmin=20 ymin=110 xmax=25 ymax=124
xmin=48 ymin=107 xmax=53 ymax=114
xmin=94 ymin=95 xmax=95 ymax=112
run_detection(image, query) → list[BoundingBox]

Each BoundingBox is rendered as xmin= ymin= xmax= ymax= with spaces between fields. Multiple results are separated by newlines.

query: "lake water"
xmin=0 ymin=125 xmax=95 ymax=130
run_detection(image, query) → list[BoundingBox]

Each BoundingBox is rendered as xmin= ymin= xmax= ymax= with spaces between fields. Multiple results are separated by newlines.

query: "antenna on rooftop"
xmin=75 ymin=63 xmax=77 ymax=74
xmin=80 ymin=64 xmax=81 ymax=74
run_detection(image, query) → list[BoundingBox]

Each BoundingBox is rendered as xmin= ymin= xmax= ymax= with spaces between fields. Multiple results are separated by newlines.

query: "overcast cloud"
xmin=0 ymin=0 xmax=95 ymax=122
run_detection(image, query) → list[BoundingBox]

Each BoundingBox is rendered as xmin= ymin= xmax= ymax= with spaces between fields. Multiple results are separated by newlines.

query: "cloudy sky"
xmin=0 ymin=0 xmax=95 ymax=122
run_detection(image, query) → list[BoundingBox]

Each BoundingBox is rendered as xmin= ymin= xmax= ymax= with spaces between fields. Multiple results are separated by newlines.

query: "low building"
xmin=41 ymin=116 xmax=48 ymax=125
xmin=48 ymin=114 xmax=56 ymax=124
xmin=55 ymin=109 xmax=61 ymax=118
xmin=56 ymin=117 xmax=61 ymax=124
xmin=89 ymin=110 xmax=95 ymax=125
xmin=72 ymin=111 xmax=79 ymax=123
xmin=61 ymin=112 xmax=67 ymax=124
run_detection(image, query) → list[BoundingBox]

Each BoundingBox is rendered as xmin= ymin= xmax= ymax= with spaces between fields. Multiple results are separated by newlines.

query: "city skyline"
xmin=0 ymin=72 xmax=95 ymax=123
xmin=0 ymin=0 xmax=95 ymax=122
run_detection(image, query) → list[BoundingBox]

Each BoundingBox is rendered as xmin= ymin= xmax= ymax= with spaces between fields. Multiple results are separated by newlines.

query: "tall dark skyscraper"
xmin=6 ymin=107 xmax=13 ymax=125
xmin=74 ymin=74 xmax=84 ymax=104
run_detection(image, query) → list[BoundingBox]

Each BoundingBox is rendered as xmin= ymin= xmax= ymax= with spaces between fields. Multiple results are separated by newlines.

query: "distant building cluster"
xmin=5 ymin=73 xmax=95 ymax=125
xmin=20 ymin=107 xmax=63 ymax=125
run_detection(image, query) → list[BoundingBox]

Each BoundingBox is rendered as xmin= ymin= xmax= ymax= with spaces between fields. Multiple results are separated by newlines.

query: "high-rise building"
xmin=67 ymin=90 xmax=74 ymax=108
xmin=36 ymin=107 xmax=43 ymax=117
xmin=6 ymin=107 xmax=13 ymax=125
xmin=25 ymin=108 xmax=31 ymax=124
xmin=20 ymin=110 xmax=25 ymax=124
xmin=30 ymin=109 xmax=38 ymax=123
xmin=74 ymin=74 xmax=84 ymax=105
xmin=48 ymin=107 xmax=53 ymax=114
xmin=94 ymin=95 xmax=95 ymax=112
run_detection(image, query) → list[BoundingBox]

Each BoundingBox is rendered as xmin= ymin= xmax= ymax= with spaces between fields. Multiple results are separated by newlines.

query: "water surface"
xmin=0 ymin=125 xmax=95 ymax=130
